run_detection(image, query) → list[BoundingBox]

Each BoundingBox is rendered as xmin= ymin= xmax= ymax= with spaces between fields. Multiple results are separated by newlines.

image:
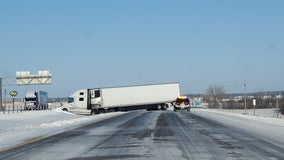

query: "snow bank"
xmin=193 ymin=108 xmax=284 ymax=126
xmin=0 ymin=109 xmax=126 ymax=151
xmin=191 ymin=108 xmax=284 ymax=148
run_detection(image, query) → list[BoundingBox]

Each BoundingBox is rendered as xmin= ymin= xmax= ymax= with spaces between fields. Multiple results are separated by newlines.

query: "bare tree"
xmin=204 ymin=85 xmax=225 ymax=108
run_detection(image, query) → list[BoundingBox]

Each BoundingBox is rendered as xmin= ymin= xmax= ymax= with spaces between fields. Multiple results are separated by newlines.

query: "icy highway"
xmin=0 ymin=110 xmax=283 ymax=160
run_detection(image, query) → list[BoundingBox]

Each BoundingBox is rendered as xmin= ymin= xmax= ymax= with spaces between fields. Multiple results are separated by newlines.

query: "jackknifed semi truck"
xmin=62 ymin=83 xmax=180 ymax=115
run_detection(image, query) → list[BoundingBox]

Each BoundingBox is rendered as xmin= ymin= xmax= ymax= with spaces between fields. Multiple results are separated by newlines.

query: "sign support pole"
xmin=0 ymin=78 xmax=2 ymax=112
xmin=253 ymin=99 xmax=256 ymax=116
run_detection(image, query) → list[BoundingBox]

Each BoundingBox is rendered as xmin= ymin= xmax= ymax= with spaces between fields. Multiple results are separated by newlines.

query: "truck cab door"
xmin=90 ymin=89 xmax=102 ymax=107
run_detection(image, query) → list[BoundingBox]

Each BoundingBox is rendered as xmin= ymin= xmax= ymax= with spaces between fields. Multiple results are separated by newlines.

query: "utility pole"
xmin=276 ymin=92 xmax=279 ymax=109
xmin=253 ymin=99 xmax=256 ymax=116
xmin=4 ymin=88 xmax=6 ymax=114
xmin=244 ymin=81 xmax=247 ymax=114
xmin=276 ymin=92 xmax=279 ymax=117
xmin=0 ymin=78 xmax=2 ymax=111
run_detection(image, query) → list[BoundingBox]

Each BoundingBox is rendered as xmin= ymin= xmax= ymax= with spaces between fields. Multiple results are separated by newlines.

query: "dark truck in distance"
xmin=24 ymin=90 xmax=49 ymax=110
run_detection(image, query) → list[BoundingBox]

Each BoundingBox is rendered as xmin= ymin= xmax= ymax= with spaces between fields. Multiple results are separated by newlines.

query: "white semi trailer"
xmin=62 ymin=83 xmax=180 ymax=115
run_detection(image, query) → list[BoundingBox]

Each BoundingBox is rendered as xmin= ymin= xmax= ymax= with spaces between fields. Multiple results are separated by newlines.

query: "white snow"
xmin=191 ymin=108 xmax=284 ymax=148
xmin=0 ymin=109 xmax=126 ymax=151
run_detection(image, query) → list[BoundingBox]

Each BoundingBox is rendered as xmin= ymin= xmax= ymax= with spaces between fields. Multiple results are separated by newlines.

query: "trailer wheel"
xmin=157 ymin=104 xmax=162 ymax=110
xmin=162 ymin=104 xmax=168 ymax=110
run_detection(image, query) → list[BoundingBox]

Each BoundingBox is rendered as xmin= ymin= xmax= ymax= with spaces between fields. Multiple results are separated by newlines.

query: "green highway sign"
xmin=9 ymin=91 xmax=18 ymax=97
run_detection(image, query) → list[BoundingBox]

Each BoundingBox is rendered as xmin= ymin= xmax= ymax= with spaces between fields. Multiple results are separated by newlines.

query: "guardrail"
xmin=1 ymin=105 xmax=62 ymax=114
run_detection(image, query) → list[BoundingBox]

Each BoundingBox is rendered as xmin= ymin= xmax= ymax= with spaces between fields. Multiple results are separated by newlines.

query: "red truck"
xmin=173 ymin=96 xmax=190 ymax=112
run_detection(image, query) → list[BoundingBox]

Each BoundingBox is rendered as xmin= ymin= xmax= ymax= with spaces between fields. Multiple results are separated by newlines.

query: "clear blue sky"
xmin=0 ymin=0 xmax=283 ymax=98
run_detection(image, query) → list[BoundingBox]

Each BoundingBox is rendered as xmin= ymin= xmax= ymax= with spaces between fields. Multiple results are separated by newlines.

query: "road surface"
xmin=0 ymin=110 xmax=283 ymax=160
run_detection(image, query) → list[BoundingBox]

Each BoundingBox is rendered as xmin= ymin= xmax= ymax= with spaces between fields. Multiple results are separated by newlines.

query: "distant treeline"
xmin=187 ymin=90 xmax=284 ymax=98
xmin=187 ymin=90 xmax=284 ymax=114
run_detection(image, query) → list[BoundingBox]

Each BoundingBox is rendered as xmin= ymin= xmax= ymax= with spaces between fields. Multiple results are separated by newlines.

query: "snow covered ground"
xmin=0 ymin=109 xmax=126 ymax=151
xmin=0 ymin=108 xmax=283 ymax=152
xmin=191 ymin=108 xmax=284 ymax=148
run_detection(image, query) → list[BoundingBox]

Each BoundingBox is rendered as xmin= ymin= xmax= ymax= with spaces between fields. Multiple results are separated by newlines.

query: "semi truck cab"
xmin=63 ymin=89 xmax=103 ymax=114
xmin=62 ymin=89 xmax=89 ymax=114
xmin=24 ymin=90 xmax=48 ymax=110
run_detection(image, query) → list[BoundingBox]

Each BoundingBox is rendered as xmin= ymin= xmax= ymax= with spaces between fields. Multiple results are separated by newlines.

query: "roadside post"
xmin=0 ymin=78 xmax=2 ymax=113
xmin=253 ymin=99 xmax=256 ymax=116
xmin=244 ymin=81 xmax=247 ymax=114
xmin=9 ymin=90 xmax=18 ymax=113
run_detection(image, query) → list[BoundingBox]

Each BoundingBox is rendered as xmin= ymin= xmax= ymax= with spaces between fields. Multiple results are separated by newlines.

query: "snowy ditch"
xmin=0 ymin=109 xmax=126 ymax=151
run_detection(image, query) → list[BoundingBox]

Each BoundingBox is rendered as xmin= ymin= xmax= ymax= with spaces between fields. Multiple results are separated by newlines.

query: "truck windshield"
xmin=25 ymin=97 xmax=36 ymax=102
xmin=68 ymin=97 xmax=74 ymax=103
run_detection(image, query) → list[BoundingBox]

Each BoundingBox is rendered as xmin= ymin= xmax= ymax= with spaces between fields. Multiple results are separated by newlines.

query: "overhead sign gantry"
xmin=16 ymin=70 xmax=52 ymax=85
xmin=0 ymin=70 xmax=52 ymax=111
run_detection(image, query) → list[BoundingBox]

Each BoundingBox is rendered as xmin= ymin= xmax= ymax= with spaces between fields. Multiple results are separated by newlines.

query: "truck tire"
xmin=157 ymin=104 xmax=161 ymax=110
xmin=62 ymin=108 xmax=68 ymax=112
xmin=91 ymin=109 xmax=98 ymax=115
xmin=162 ymin=104 xmax=168 ymax=110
